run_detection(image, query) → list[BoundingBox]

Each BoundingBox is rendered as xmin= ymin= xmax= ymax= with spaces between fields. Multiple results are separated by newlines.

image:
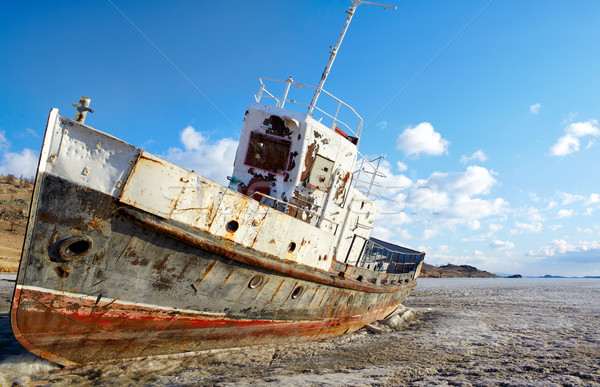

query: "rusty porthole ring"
xmin=288 ymin=242 xmax=296 ymax=252
xmin=58 ymin=235 xmax=93 ymax=261
xmin=291 ymin=286 xmax=304 ymax=299
xmin=226 ymin=220 xmax=239 ymax=232
xmin=249 ymin=275 xmax=264 ymax=289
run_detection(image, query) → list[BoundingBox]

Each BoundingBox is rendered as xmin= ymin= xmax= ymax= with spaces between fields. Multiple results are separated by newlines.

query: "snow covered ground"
xmin=1 ymin=276 xmax=599 ymax=386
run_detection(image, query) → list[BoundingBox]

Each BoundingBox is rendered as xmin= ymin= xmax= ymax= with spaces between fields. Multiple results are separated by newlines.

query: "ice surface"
xmin=1 ymin=275 xmax=599 ymax=386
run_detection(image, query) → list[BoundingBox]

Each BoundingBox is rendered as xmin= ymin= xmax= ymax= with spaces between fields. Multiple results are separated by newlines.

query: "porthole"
xmin=291 ymin=286 xmax=304 ymax=299
xmin=58 ymin=235 xmax=93 ymax=261
xmin=249 ymin=275 xmax=264 ymax=289
xmin=226 ymin=220 xmax=239 ymax=232
xmin=288 ymin=242 xmax=296 ymax=252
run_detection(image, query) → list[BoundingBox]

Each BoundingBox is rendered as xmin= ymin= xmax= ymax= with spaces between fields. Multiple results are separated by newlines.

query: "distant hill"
xmin=419 ymin=263 xmax=500 ymax=278
xmin=0 ymin=175 xmax=33 ymax=272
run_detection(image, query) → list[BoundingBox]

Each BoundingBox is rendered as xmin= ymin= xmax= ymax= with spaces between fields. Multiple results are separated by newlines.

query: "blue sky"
xmin=1 ymin=1 xmax=599 ymax=277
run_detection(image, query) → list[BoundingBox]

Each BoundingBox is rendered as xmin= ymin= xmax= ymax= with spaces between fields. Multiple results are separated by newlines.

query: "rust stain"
xmin=305 ymin=288 xmax=318 ymax=309
xmin=92 ymin=251 xmax=105 ymax=264
xmin=139 ymin=154 xmax=164 ymax=165
xmin=198 ymin=261 xmax=218 ymax=283
xmin=153 ymin=254 xmax=171 ymax=272
xmin=334 ymin=171 xmax=351 ymax=201
xmin=268 ymin=280 xmax=285 ymax=304
xmin=131 ymin=257 xmax=149 ymax=266
xmin=316 ymin=289 xmax=328 ymax=309
xmin=300 ymin=141 xmax=318 ymax=181
xmin=222 ymin=268 xmax=235 ymax=285
xmin=177 ymin=257 xmax=195 ymax=279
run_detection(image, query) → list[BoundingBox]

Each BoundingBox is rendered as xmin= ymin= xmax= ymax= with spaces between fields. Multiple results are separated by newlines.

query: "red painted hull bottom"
xmin=11 ymin=286 xmax=398 ymax=366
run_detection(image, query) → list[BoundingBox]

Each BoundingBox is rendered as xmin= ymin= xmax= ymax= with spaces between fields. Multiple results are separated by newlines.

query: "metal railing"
xmin=252 ymin=191 xmax=338 ymax=231
xmin=255 ymin=77 xmax=364 ymax=143
xmin=352 ymin=154 xmax=387 ymax=198
xmin=359 ymin=239 xmax=425 ymax=273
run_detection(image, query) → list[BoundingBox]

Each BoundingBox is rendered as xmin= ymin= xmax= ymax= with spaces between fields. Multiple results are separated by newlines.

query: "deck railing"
xmin=255 ymin=77 xmax=363 ymax=143
xmin=252 ymin=191 xmax=338 ymax=231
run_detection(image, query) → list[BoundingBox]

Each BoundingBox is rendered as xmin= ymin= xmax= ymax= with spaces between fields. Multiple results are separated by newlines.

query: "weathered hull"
xmin=12 ymin=172 xmax=417 ymax=366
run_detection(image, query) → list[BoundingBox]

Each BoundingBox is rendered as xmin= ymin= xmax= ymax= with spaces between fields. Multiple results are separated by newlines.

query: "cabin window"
xmin=244 ymin=131 xmax=291 ymax=175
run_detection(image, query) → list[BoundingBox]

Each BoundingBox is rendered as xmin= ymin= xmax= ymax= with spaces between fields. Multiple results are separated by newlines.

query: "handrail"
xmin=255 ymin=77 xmax=363 ymax=142
xmin=351 ymin=153 xmax=387 ymax=198
xmin=252 ymin=191 xmax=338 ymax=230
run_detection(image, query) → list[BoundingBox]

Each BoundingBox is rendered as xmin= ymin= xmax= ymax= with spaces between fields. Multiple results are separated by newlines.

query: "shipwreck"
xmin=11 ymin=1 xmax=425 ymax=366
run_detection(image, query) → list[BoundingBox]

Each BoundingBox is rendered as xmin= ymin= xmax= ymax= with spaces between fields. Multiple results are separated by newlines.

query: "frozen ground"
xmin=1 ymin=276 xmax=599 ymax=386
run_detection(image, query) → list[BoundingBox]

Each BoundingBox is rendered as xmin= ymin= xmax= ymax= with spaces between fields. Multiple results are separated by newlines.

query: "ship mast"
xmin=307 ymin=0 xmax=396 ymax=116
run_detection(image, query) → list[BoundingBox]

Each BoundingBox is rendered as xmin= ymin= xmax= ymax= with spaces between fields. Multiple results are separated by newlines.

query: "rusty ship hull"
xmin=12 ymin=172 xmax=416 ymax=366
xmin=12 ymin=76 xmax=424 ymax=366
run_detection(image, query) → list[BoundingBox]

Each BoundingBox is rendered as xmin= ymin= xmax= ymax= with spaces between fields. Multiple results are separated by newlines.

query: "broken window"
xmin=244 ymin=131 xmax=292 ymax=175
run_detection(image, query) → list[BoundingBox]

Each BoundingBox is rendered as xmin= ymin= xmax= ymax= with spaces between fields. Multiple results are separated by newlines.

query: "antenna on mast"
xmin=307 ymin=0 xmax=396 ymax=116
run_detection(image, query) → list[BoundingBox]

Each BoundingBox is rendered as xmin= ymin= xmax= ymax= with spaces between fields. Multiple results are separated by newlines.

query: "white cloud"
xmin=163 ymin=126 xmax=238 ymax=185
xmin=490 ymin=240 xmax=515 ymax=250
xmin=550 ymin=135 xmax=579 ymax=156
xmin=0 ymin=148 xmax=39 ymax=178
xmin=396 ymin=122 xmax=449 ymax=157
xmin=550 ymin=119 xmax=600 ymax=156
xmin=586 ymin=139 xmax=596 ymax=149
xmin=584 ymin=208 xmax=594 ymax=216
xmin=460 ymin=149 xmax=488 ymax=164
xmin=529 ymin=103 xmax=541 ymax=114
xmin=510 ymin=221 xmax=542 ymax=234
xmin=426 ymin=165 xmax=498 ymax=197
xmin=585 ymin=193 xmax=600 ymax=206
xmin=180 ymin=126 xmax=206 ymax=151
xmin=396 ymin=161 xmax=408 ymax=172
xmin=560 ymin=192 xmax=585 ymax=205
xmin=376 ymin=165 xmax=506 ymax=224
xmin=371 ymin=160 xmax=413 ymax=197
xmin=558 ymin=192 xmax=599 ymax=206
xmin=422 ymin=228 xmax=439 ymax=240
xmin=0 ymin=131 xmax=9 ymax=151
xmin=467 ymin=219 xmax=481 ymax=230
xmin=577 ymin=227 xmax=600 ymax=234
xmin=26 ymin=128 xmax=40 ymax=138
xmin=377 ymin=121 xmax=388 ymax=130
xmin=371 ymin=225 xmax=412 ymax=242
xmin=555 ymin=209 xmax=573 ymax=219
xmin=489 ymin=223 xmax=503 ymax=234
xmin=528 ymin=192 xmax=540 ymax=202
xmin=529 ymin=240 xmax=600 ymax=262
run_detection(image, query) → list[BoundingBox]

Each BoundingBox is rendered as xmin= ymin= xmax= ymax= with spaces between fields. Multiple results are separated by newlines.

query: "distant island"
xmin=419 ymin=263 xmax=500 ymax=278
